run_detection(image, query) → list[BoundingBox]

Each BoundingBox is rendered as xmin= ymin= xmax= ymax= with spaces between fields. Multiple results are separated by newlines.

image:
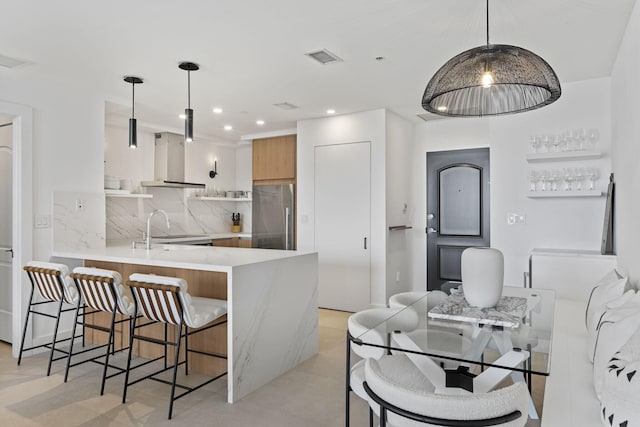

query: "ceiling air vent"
xmin=273 ymin=102 xmax=300 ymax=110
xmin=0 ymin=53 xmax=29 ymax=69
xmin=416 ymin=113 xmax=442 ymax=122
xmin=305 ymin=49 xmax=342 ymax=65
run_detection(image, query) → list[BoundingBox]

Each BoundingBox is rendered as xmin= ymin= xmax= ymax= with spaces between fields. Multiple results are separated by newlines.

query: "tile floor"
xmin=0 ymin=309 xmax=543 ymax=426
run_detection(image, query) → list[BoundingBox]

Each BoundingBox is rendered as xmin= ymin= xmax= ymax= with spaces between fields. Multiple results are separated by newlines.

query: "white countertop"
xmin=53 ymin=244 xmax=314 ymax=273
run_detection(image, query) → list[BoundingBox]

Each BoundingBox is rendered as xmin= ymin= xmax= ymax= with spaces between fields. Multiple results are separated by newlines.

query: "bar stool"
xmin=65 ymin=267 xmax=137 ymax=393
xmin=18 ymin=261 xmax=82 ymax=375
xmin=122 ymin=273 xmax=228 ymax=420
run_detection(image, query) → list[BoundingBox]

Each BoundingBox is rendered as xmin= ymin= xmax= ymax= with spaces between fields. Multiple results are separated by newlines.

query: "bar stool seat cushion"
xmin=73 ymin=267 xmax=134 ymax=315
xmin=129 ymin=273 xmax=227 ymax=328
xmin=26 ymin=260 xmax=79 ymax=304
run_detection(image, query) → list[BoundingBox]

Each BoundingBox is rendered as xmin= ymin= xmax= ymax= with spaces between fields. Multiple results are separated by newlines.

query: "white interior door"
xmin=0 ymin=122 xmax=13 ymax=343
xmin=315 ymin=142 xmax=371 ymax=312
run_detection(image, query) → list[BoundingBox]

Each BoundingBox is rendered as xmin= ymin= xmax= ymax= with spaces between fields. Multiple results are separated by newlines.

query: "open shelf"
xmin=105 ymin=190 xmax=153 ymax=199
xmin=527 ymin=190 xmax=602 ymax=198
xmin=525 ymin=150 xmax=602 ymax=163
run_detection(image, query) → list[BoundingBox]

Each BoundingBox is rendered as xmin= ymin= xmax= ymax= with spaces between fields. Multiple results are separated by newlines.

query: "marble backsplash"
xmin=106 ymin=187 xmax=252 ymax=240
xmin=53 ymin=192 xmax=106 ymax=251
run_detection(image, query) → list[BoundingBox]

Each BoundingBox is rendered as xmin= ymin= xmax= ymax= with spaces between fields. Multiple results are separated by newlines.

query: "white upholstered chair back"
xmin=348 ymin=307 xmax=419 ymax=360
xmin=365 ymin=357 xmax=529 ymax=427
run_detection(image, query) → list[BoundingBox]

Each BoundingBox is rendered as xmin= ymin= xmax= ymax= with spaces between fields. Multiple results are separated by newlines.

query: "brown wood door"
xmin=252 ymin=135 xmax=296 ymax=181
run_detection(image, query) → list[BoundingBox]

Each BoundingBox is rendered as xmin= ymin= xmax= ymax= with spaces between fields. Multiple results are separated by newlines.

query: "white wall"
xmin=411 ymin=78 xmax=612 ymax=288
xmin=385 ymin=111 xmax=414 ymax=294
xmin=297 ymin=109 xmax=388 ymax=306
xmin=611 ymin=0 xmax=640 ymax=288
xmin=0 ymin=124 xmax=11 ymax=245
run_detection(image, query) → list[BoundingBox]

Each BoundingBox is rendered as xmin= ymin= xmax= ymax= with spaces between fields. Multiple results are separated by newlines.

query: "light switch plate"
xmin=34 ymin=215 xmax=50 ymax=228
xmin=507 ymin=213 xmax=525 ymax=225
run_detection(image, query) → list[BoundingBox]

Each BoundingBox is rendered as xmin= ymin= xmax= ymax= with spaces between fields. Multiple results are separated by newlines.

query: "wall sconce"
xmin=209 ymin=160 xmax=218 ymax=179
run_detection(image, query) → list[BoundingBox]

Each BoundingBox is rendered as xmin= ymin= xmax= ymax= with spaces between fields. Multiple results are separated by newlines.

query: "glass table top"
xmin=354 ymin=286 xmax=556 ymax=376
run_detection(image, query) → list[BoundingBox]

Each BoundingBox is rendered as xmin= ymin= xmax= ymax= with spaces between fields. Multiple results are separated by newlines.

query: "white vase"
xmin=461 ymin=247 xmax=504 ymax=308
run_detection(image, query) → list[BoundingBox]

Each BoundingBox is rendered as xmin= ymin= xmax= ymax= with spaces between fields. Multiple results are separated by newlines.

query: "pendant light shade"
xmin=179 ymin=61 xmax=199 ymax=142
xmin=422 ymin=1 xmax=560 ymax=117
xmin=124 ymin=76 xmax=143 ymax=148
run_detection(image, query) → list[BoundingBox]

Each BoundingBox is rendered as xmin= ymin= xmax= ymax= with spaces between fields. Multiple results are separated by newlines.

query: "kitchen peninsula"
xmin=52 ymin=244 xmax=318 ymax=403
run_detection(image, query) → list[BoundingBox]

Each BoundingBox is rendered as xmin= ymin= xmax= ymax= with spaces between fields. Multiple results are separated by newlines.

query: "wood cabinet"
xmin=211 ymin=237 xmax=252 ymax=248
xmin=252 ymin=135 xmax=296 ymax=182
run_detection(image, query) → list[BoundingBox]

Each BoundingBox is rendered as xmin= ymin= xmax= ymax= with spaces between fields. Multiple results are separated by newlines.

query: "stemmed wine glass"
xmin=574 ymin=167 xmax=585 ymax=191
xmin=563 ymin=168 xmax=575 ymax=191
xmin=528 ymin=135 xmax=541 ymax=154
xmin=586 ymin=167 xmax=600 ymax=190
xmin=574 ymin=129 xmax=587 ymax=150
xmin=587 ymin=129 xmax=600 ymax=150
xmin=539 ymin=170 xmax=550 ymax=191
xmin=527 ymin=170 xmax=540 ymax=192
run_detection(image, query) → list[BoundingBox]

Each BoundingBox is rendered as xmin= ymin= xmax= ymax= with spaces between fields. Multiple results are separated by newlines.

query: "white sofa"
xmin=541 ymin=298 xmax=602 ymax=426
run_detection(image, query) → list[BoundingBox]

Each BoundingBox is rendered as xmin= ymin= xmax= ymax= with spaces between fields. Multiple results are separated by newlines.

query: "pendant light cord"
xmin=486 ymin=0 xmax=490 ymax=45
xmin=131 ymin=82 xmax=136 ymax=118
xmin=187 ymin=71 xmax=191 ymax=109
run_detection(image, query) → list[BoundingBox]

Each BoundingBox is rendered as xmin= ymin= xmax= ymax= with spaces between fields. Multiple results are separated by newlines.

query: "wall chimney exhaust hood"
xmin=141 ymin=132 xmax=205 ymax=188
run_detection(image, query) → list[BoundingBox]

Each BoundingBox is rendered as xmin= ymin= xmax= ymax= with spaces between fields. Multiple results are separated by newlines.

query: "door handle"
xmin=364 ymin=237 xmax=367 ymax=250
xmin=285 ymin=207 xmax=290 ymax=251
xmin=426 ymin=227 xmax=438 ymax=234
xmin=1 ymin=247 xmax=12 ymax=258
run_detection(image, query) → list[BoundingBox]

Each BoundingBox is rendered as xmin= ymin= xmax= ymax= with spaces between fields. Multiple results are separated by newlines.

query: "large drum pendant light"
xmin=124 ymin=76 xmax=143 ymax=148
xmin=179 ymin=61 xmax=199 ymax=142
xmin=422 ymin=0 xmax=561 ymax=117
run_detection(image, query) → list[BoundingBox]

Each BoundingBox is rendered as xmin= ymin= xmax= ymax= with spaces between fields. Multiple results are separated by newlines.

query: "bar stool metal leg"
xmin=17 ymin=285 xmax=36 ymax=367
xmin=168 ymin=319 xmax=185 ymax=420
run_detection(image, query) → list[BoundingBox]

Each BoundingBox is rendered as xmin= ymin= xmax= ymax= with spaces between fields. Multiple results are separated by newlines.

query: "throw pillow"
xmin=593 ymin=293 xmax=640 ymax=398
xmin=585 ymin=268 xmax=630 ymax=361
xmin=600 ymin=327 xmax=640 ymax=426
xmin=587 ymin=290 xmax=636 ymax=363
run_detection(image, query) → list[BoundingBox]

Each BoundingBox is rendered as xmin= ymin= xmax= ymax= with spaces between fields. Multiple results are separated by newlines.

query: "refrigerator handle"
xmin=285 ymin=207 xmax=290 ymax=250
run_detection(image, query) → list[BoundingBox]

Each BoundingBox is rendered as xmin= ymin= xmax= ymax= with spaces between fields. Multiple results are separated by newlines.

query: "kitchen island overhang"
xmin=53 ymin=244 xmax=319 ymax=403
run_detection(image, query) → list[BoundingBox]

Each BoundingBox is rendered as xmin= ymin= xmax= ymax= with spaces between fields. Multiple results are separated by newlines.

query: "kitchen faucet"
xmin=145 ymin=209 xmax=170 ymax=249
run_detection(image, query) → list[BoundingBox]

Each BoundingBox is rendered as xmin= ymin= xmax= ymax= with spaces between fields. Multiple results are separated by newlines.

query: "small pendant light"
xmin=422 ymin=0 xmax=561 ymax=117
xmin=124 ymin=76 xmax=143 ymax=148
xmin=179 ymin=61 xmax=199 ymax=142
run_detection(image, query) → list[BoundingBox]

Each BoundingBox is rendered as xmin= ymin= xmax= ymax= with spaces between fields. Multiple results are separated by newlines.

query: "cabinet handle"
xmin=364 ymin=237 xmax=367 ymax=250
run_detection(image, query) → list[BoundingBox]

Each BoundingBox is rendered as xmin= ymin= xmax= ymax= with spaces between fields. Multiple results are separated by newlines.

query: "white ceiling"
xmin=0 ymin=0 xmax=636 ymax=142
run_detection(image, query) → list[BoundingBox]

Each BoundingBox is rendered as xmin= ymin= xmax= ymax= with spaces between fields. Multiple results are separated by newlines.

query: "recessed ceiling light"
xmin=213 ymin=108 xmax=223 ymax=114
xmin=179 ymin=113 xmax=187 ymax=119
xmin=224 ymin=125 xmax=233 ymax=131
xmin=327 ymin=109 xmax=336 ymax=115
xmin=256 ymin=120 xmax=265 ymax=125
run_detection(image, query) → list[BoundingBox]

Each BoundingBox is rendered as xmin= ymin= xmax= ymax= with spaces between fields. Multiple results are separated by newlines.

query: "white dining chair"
xmin=364 ymin=357 xmax=529 ymax=427
xmin=388 ymin=290 xmax=472 ymax=368
xmin=346 ymin=307 xmax=435 ymax=427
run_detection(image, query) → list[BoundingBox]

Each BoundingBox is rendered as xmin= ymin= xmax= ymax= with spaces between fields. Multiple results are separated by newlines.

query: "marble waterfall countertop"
xmin=53 ymin=242 xmax=319 ymax=403
xmin=53 ymin=243 xmax=311 ymax=273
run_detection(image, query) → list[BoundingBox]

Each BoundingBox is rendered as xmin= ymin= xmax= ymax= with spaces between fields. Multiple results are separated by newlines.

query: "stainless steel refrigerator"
xmin=252 ymin=184 xmax=295 ymax=250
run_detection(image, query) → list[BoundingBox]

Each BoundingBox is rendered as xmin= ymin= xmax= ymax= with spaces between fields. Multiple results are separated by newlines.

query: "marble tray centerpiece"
xmin=428 ymin=286 xmax=527 ymax=328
